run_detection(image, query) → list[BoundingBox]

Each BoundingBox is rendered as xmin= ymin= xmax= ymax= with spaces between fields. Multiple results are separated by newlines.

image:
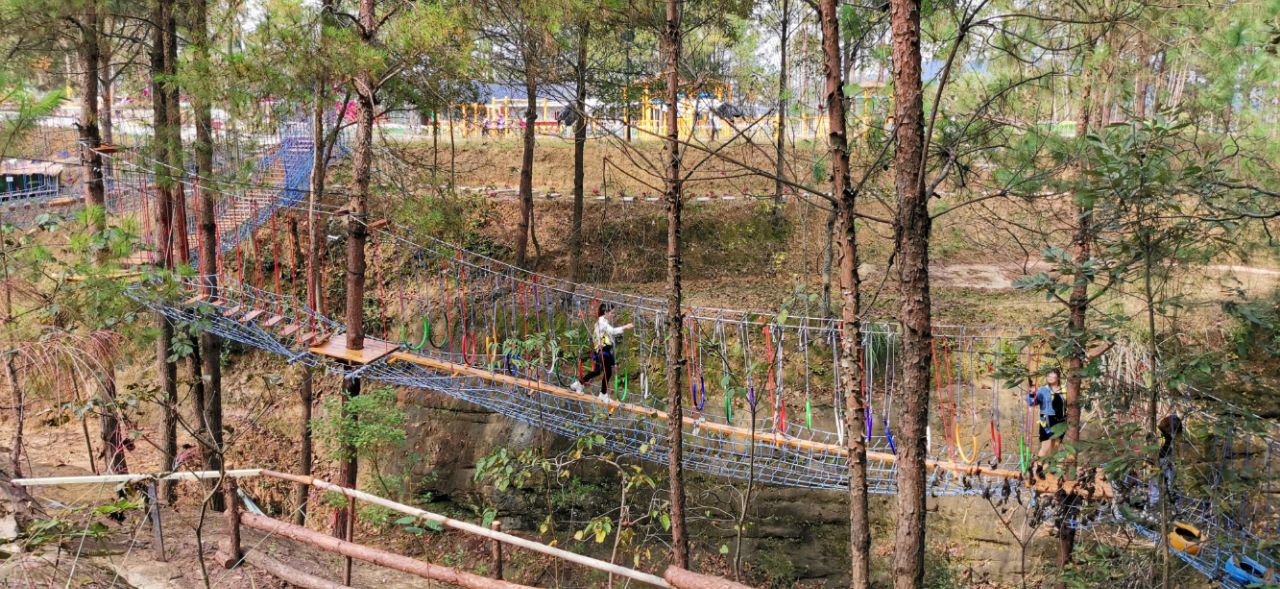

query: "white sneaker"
xmin=598 ymin=392 xmax=610 ymax=402
xmin=570 ymin=381 xmax=584 ymax=393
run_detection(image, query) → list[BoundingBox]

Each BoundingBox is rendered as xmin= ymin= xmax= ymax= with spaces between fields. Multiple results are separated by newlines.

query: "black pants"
xmin=581 ymin=345 xmax=615 ymax=394
xmin=1039 ymin=414 xmax=1065 ymax=442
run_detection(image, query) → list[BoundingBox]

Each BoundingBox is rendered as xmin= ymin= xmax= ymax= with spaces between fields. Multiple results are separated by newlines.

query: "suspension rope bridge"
xmin=6 ymin=119 xmax=1280 ymax=587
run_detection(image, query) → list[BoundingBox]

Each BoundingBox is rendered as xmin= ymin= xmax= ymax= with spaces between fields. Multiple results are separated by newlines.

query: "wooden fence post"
xmin=223 ymin=476 xmax=242 ymax=568
xmin=490 ymin=520 xmax=503 ymax=580
xmin=146 ymin=480 xmax=166 ymax=562
xmin=344 ymin=495 xmax=355 ymax=585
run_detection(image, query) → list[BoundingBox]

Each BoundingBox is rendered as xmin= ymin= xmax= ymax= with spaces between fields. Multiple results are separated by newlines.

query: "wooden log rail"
xmin=13 ymin=470 xmax=766 ymax=588
xmin=239 ymin=512 xmax=536 ymax=589
xmin=664 ymin=566 xmax=757 ymax=589
xmin=232 ymin=544 xmax=354 ymax=589
xmin=385 ymin=352 xmax=1114 ymax=501
xmin=260 ymin=470 xmax=676 ymax=588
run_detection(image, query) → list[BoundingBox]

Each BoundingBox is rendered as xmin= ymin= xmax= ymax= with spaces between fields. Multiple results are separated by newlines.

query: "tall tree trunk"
xmin=1150 ymin=49 xmax=1166 ymax=115
xmin=773 ymin=0 xmax=789 ymax=221
xmin=335 ymin=0 xmax=375 ymax=538
xmin=818 ymin=0 xmax=868 ymax=585
xmin=162 ymin=4 xmax=200 ymax=508
xmin=286 ymin=216 xmax=313 ymax=524
xmin=821 ymin=207 xmax=835 ymax=317
xmin=97 ymin=13 xmax=113 ymax=149
xmin=1057 ymin=68 xmax=1097 ymax=570
xmin=302 ymin=0 xmax=336 ymax=522
xmin=191 ymin=0 xmax=226 ymax=513
xmin=150 ymin=0 xmax=180 ymax=505
xmin=1133 ymin=38 xmax=1149 ymax=121
xmin=569 ymin=22 xmax=589 ymax=284
xmin=889 ymin=1 xmax=931 ymax=588
xmin=77 ymin=2 xmax=123 ymax=476
xmin=4 ymin=354 xmax=21 ymax=479
xmin=515 ymin=63 xmax=537 ymax=270
xmin=164 ymin=5 xmax=189 ymax=268
xmin=99 ymin=372 xmax=128 ymax=474
xmin=345 ymin=0 xmax=374 ymax=354
xmin=663 ymin=0 xmax=689 ymax=570
xmin=294 ymin=368 xmax=313 ymax=525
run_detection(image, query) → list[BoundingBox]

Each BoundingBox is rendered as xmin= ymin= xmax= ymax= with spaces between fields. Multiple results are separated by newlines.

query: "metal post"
xmin=490 ymin=520 xmax=503 ymax=580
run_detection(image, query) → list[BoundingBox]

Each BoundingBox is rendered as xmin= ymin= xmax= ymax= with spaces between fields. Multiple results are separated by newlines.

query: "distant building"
xmin=0 ymin=159 xmax=63 ymax=201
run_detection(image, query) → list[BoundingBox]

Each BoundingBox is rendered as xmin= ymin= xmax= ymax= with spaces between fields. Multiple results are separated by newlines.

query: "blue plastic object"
xmin=1224 ymin=555 xmax=1271 ymax=586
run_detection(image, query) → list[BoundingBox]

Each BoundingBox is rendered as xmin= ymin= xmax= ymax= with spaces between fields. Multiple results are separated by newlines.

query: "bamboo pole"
xmin=259 ymin=471 xmax=674 ymax=588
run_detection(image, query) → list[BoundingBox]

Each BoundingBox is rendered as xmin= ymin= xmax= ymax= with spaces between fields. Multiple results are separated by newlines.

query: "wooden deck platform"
xmin=309 ymin=334 xmax=398 ymax=365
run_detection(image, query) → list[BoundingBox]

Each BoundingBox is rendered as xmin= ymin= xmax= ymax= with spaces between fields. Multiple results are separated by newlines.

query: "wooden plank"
xmin=309 ymin=334 xmax=398 ymax=365
xmin=281 ymin=325 xmax=301 ymax=337
xmin=385 ymin=350 xmax=1111 ymax=498
xmin=183 ymin=294 xmax=209 ymax=306
xmin=240 ymin=309 xmax=265 ymax=322
xmin=264 ymin=315 xmax=284 ymax=327
xmin=221 ymin=304 xmax=243 ymax=317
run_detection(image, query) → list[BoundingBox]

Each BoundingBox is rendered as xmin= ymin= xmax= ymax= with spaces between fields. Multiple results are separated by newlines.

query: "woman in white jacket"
xmin=572 ymin=304 xmax=633 ymax=399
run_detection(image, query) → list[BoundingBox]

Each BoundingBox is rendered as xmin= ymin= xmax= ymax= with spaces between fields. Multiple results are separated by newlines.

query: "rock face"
xmin=395 ymin=388 xmax=544 ymax=497
xmin=392 ymin=391 xmax=1038 ymax=587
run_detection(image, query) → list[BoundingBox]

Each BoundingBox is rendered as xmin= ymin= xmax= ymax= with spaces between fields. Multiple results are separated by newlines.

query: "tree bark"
xmin=568 ymin=21 xmax=589 ymax=284
xmin=345 ymin=0 xmax=374 ymax=353
xmin=191 ymin=0 xmax=226 ymax=513
xmin=5 ymin=354 xmax=22 ymax=478
xmin=773 ymin=0 xmax=789 ymax=220
xmin=99 ymin=370 xmax=128 ymax=474
xmin=77 ymin=3 xmax=105 ymax=215
xmin=663 ymin=0 xmax=688 ymax=570
xmin=515 ymin=57 xmax=537 ymax=270
xmin=97 ymin=13 xmax=113 ymax=149
xmin=818 ymin=0 xmax=869 ymax=585
xmin=335 ymin=0 xmax=376 ymax=537
xmin=295 ymin=368 xmax=313 ymax=525
xmin=163 ymin=7 xmax=188 ymax=267
xmin=889 ymin=0 xmax=931 ymax=588
xmin=76 ymin=5 xmax=123 ymax=477
xmin=150 ymin=0 xmax=180 ymax=505
xmin=302 ymin=0 xmax=336 ymax=523
xmin=821 ymin=207 xmax=836 ymax=317
xmin=1055 ymin=67 xmax=1098 ymax=569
